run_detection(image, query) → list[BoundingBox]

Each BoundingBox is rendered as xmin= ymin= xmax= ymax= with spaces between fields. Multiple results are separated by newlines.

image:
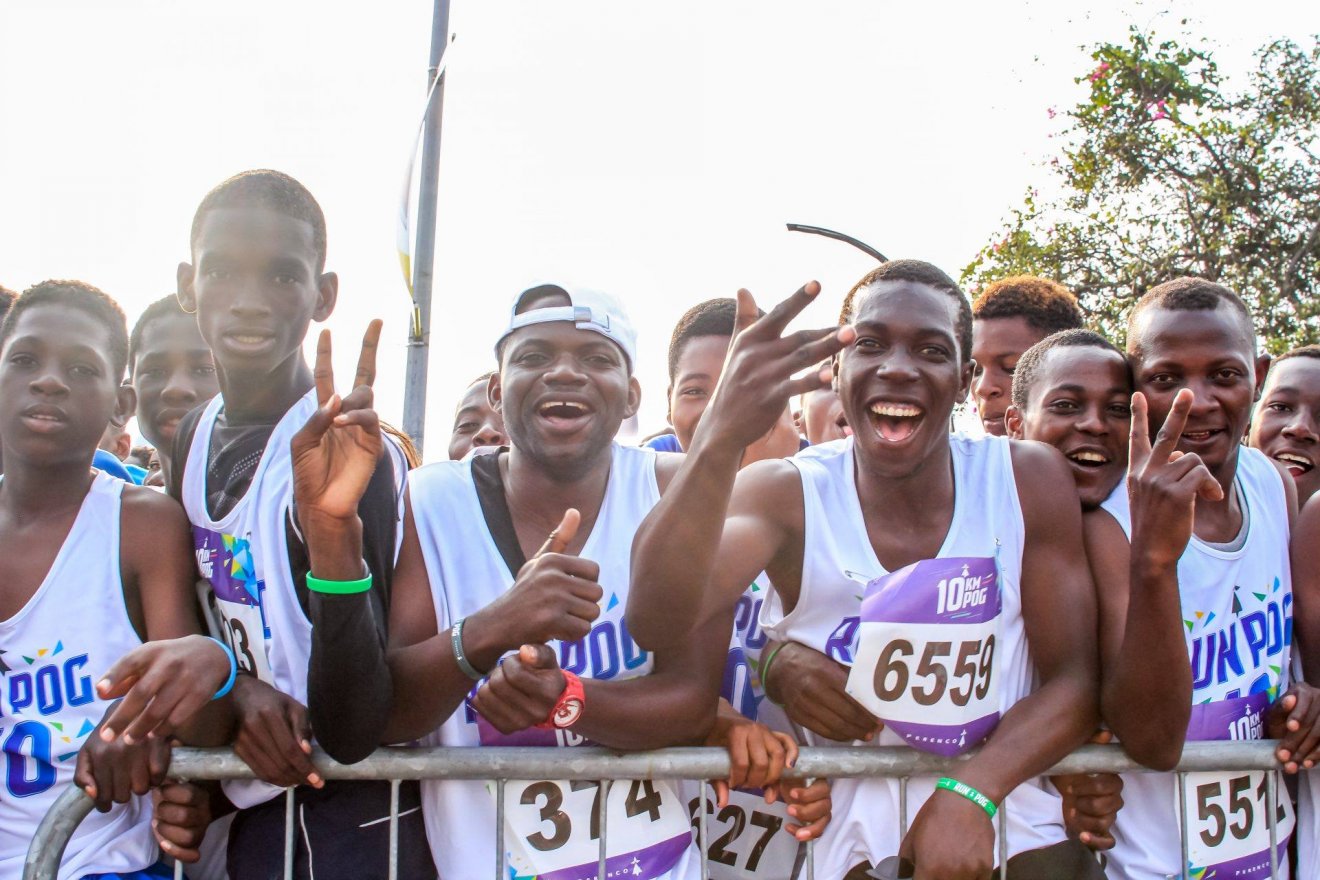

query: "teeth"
xmin=1069 ymin=451 xmax=1108 ymax=463
xmin=234 ymin=335 xmax=266 ymax=344
xmin=869 ymin=402 xmax=921 ymax=418
xmin=540 ymin=401 xmax=586 ymax=414
xmin=1277 ymin=453 xmax=1313 ymax=468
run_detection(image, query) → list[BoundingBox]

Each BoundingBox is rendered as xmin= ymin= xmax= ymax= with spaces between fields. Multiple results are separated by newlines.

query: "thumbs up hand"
xmin=462 ymin=510 xmax=605 ymax=669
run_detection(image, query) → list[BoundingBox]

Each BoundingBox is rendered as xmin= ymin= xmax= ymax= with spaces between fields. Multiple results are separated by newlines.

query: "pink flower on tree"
xmin=1088 ymin=62 xmax=1111 ymax=83
xmin=1147 ymin=100 xmax=1170 ymax=120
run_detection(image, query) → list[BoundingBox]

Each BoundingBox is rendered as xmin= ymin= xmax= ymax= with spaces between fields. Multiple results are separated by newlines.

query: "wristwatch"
xmin=538 ymin=671 xmax=586 ymax=730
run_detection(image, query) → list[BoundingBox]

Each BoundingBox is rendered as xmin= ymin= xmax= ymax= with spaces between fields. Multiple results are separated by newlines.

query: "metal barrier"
xmin=25 ymin=741 xmax=1290 ymax=880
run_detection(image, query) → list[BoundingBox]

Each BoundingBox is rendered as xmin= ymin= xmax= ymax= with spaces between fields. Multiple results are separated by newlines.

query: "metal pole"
xmin=402 ymin=0 xmax=452 ymax=456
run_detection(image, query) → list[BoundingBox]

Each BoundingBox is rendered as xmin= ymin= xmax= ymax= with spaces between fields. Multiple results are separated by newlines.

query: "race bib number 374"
xmin=845 ymin=557 xmax=1001 ymax=756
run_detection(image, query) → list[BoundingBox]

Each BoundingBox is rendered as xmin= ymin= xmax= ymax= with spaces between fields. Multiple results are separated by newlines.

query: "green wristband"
xmin=758 ymin=642 xmax=788 ymax=706
xmin=936 ymin=777 xmax=997 ymax=818
xmin=306 ymin=572 xmax=373 ymax=595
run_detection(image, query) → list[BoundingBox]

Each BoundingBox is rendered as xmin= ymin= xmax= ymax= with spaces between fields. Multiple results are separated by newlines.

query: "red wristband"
xmin=537 ymin=671 xmax=586 ymax=730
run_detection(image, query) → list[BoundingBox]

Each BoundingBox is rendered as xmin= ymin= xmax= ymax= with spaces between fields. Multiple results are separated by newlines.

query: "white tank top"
xmin=760 ymin=434 xmax=1066 ymax=878
xmin=182 ymin=390 xmax=317 ymax=809
xmin=1100 ymin=448 xmax=1294 ymax=879
xmin=0 ymin=472 xmax=157 ymax=879
xmin=409 ymin=443 xmax=701 ymax=880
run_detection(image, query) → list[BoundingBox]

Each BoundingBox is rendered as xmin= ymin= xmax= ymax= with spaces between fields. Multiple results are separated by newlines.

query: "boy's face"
xmin=668 ymin=334 xmax=728 ymax=452
xmin=448 ymin=378 xmax=506 ymax=460
xmin=1005 ymin=345 xmax=1131 ymax=510
xmin=971 ymin=316 xmax=1047 ymax=437
xmin=178 ymin=206 xmax=336 ymax=378
xmin=839 ymin=281 xmax=973 ymax=479
xmin=132 ymin=311 xmax=219 ymax=452
xmin=1249 ymin=356 xmax=1320 ymax=504
xmin=1130 ymin=304 xmax=1266 ymax=477
xmin=0 ymin=304 xmax=133 ymax=467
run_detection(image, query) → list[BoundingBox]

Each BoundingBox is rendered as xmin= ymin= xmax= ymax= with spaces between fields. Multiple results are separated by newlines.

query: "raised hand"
xmin=292 ymin=321 xmax=383 ymax=528
xmin=96 ymin=635 xmax=233 ymax=744
xmin=694 ymin=283 xmax=854 ymax=455
xmin=471 ymin=644 xmax=568 ymax=733
xmin=464 ymin=510 xmax=603 ymax=668
xmin=1128 ymin=389 xmax=1225 ymax=568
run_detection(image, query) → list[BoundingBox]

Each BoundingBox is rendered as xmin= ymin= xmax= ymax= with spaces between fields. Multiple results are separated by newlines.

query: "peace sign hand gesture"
xmin=1127 ymin=389 xmax=1225 ymax=569
xmin=694 ymin=282 xmax=854 ymax=456
xmin=292 ymin=320 xmax=384 ymax=531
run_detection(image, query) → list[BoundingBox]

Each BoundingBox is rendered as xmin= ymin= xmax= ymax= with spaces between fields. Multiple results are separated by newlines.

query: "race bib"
xmin=1179 ymin=692 xmax=1294 ymax=877
xmin=193 ymin=527 xmax=272 ymax=682
xmin=845 ymin=557 xmax=1001 ymax=755
xmin=496 ymin=777 xmax=692 ymax=880
xmin=689 ymin=786 xmax=797 ymax=880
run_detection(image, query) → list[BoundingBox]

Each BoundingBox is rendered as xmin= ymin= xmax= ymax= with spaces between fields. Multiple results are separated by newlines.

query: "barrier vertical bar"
xmin=174 ymin=859 xmax=184 ymax=879
xmin=284 ymin=788 xmax=296 ymax=880
xmin=597 ymin=780 xmax=611 ymax=880
xmin=898 ymin=776 xmax=909 ymax=838
xmin=388 ymin=778 xmax=401 ymax=880
xmin=997 ymin=801 xmax=1008 ymax=880
xmin=1266 ymin=771 xmax=1279 ymax=880
xmin=698 ymin=783 xmax=709 ymax=880
xmin=1176 ymin=772 xmax=1190 ymax=880
xmin=495 ymin=780 xmax=506 ymax=880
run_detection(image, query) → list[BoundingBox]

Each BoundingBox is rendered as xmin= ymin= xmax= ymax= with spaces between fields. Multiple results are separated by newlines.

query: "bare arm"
xmin=943 ymin=441 xmax=1099 ymax=801
xmin=1293 ymin=495 xmax=1320 ymax=686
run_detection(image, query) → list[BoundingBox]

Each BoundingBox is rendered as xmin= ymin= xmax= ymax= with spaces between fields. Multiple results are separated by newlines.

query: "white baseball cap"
xmin=495 ymin=284 xmax=637 ymax=370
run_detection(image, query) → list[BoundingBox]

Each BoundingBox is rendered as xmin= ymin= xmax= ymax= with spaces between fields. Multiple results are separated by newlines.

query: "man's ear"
xmin=114 ymin=383 xmax=138 ymax=426
xmin=488 ymin=372 xmax=502 ymax=413
xmin=313 ymin=272 xmax=339 ymax=322
xmin=1254 ymin=353 xmax=1272 ymax=401
xmin=1004 ymin=404 xmax=1026 ymax=440
xmin=624 ymin=376 xmax=643 ymax=421
xmin=665 ymin=385 xmax=674 ymax=426
xmin=176 ymin=262 xmax=197 ymax=313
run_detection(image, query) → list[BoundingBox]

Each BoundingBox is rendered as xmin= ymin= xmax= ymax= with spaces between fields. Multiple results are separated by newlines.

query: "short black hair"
xmin=0 ymin=280 xmax=129 ymax=380
xmin=1011 ymin=329 xmax=1127 ymax=410
xmin=1126 ymin=277 xmax=1255 ymax=356
xmin=972 ymin=275 xmax=1084 ymax=335
xmin=1274 ymin=344 xmax=1320 ymax=366
xmin=668 ymin=298 xmax=737 ymax=382
xmin=0 ymin=285 xmax=16 ymax=317
xmin=129 ymin=295 xmax=193 ymax=375
xmin=191 ymin=170 xmax=328 ymax=272
xmin=839 ymin=259 xmax=973 ymax=363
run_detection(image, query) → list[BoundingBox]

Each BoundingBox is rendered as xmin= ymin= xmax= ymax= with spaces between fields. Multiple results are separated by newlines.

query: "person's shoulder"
xmin=119 ymin=480 xmax=190 ymax=533
xmin=643 ymin=433 xmax=681 ymax=453
xmin=407 ymin=455 xmax=475 ymax=498
xmin=1005 ymin=436 xmax=1072 ymax=477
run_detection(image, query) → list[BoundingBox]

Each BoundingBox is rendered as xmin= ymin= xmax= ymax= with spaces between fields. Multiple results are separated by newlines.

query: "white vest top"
xmin=0 ymin=472 xmax=157 ymax=879
xmin=410 ymin=443 xmax=700 ymax=880
xmin=182 ymin=389 xmax=317 ymax=809
xmin=760 ymin=434 xmax=1066 ymax=878
xmin=1101 ymin=448 xmax=1294 ymax=880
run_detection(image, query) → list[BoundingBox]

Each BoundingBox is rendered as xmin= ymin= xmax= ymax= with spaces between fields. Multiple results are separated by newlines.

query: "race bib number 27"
xmin=845 ymin=557 xmax=1001 ymax=756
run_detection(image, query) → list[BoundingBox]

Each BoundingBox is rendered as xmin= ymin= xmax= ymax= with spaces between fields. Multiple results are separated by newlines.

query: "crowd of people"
xmin=2 ymin=167 xmax=1320 ymax=880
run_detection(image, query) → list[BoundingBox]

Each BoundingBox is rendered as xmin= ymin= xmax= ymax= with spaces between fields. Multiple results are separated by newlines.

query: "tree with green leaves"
xmin=964 ymin=28 xmax=1320 ymax=351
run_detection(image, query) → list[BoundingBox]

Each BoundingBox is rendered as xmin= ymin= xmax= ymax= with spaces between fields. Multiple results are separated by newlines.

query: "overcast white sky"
xmin=1 ymin=1 xmax=1314 ymax=459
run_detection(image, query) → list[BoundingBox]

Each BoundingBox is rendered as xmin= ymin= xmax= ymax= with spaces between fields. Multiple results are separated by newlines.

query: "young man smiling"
xmin=630 ymin=260 xmax=1101 ymax=879
xmin=1085 ymin=278 xmax=1320 ymax=879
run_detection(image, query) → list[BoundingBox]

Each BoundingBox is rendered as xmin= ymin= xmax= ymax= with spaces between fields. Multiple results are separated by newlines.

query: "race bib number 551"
xmin=498 ymin=778 xmax=692 ymax=880
xmin=845 ymin=557 xmax=1001 ymax=756
xmin=1183 ymin=770 xmax=1293 ymax=878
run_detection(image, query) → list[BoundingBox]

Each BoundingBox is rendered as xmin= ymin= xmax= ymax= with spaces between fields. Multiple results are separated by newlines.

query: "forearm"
xmin=303 ymin=515 xmax=392 ymax=762
xmin=574 ymin=676 xmax=719 ymax=751
xmin=1102 ymin=558 xmax=1191 ymax=766
xmin=175 ymin=699 xmax=235 ymax=747
xmin=954 ymin=664 xmax=1097 ymax=804
xmin=383 ymin=632 xmax=491 ymax=743
xmin=628 ymin=437 xmax=743 ymax=648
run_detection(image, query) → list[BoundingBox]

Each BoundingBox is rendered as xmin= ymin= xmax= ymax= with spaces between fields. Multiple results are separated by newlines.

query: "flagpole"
xmin=402 ymin=0 xmax=451 ymax=456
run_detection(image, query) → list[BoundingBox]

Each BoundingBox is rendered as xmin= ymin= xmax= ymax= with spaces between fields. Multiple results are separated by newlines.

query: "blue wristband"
xmin=208 ymin=637 xmax=237 ymax=700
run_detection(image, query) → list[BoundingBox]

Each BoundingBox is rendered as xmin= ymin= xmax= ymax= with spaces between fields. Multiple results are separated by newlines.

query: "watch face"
xmin=552 ymin=697 xmax=584 ymax=729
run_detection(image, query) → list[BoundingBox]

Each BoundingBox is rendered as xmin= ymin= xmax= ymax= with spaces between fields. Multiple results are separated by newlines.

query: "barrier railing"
xmin=25 ymin=741 xmax=1288 ymax=880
